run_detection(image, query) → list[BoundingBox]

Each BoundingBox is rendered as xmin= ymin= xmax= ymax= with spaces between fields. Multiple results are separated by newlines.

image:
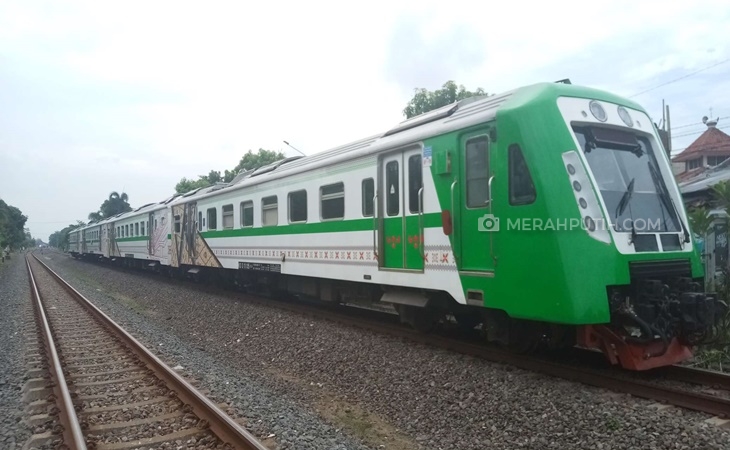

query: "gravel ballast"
xmin=0 ymin=254 xmax=34 ymax=449
xmin=42 ymin=251 xmax=730 ymax=450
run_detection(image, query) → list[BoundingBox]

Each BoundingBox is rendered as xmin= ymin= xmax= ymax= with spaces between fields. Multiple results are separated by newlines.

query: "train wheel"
xmin=453 ymin=311 xmax=482 ymax=331
xmin=507 ymin=319 xmax=545 ymax=353
xmin=395 ymin=304 xmax=440 ymax=333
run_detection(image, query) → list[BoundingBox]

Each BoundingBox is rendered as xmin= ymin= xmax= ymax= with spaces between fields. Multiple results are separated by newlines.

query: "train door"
xmin=455 ymin=131 xmax=495 ymax=273
xmin=109 ymin=222 xmax=120 ymax=257
xmin=378 ymin=146 xmax=424 ymax=271
xmin=102 ymin=223 xmax=111 ymax=258
xmin=149 ymin=209 xmax=169 ymax=263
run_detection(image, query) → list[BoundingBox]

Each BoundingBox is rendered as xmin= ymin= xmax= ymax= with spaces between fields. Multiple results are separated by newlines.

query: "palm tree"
xmin=688 ymin=206 xmax=714 ymax=238
xmin=100 ymin=191 xmax=132 ymax=218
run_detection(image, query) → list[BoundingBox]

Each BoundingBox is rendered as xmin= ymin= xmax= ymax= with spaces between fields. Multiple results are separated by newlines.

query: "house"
xmin=672 ymin=117 xmax=730 ymax=182
xmin=675 ymin=117 xmax=730 ymax=287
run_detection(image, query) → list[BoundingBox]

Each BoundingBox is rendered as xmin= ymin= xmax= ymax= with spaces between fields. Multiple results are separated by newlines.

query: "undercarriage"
xmin=579 ymin=260 xmax=728 ymax=370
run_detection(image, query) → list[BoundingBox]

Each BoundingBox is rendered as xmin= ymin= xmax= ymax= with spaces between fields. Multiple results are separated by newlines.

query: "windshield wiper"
xmin=647 ymin=160 xmax=690 ymax=243
xmin=615 ymin=178 xmax=635 ymax=219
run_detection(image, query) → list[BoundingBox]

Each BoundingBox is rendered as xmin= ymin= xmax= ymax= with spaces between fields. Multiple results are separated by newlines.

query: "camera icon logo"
xmin=478 ymin=214 xmax=500 ymax=232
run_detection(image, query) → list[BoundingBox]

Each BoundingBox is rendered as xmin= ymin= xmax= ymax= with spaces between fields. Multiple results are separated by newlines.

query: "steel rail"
xmin=31 ymin=254 xmax=269 ymax=450
xmin=69 ymin=254 xmax=730 ymax=420
xmin=661 ymin=365 xmax=730 ymax=391
xmin=25 ymin=256 xmax=87 ymax=449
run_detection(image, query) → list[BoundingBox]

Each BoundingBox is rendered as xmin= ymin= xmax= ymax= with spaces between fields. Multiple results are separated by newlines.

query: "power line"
xmin=673 ymin=123 xmax=730 ymax=139
xmin=629 ymin=58 xmax=730 ymax=98
xmin=672 ymin=115 xmax=730 ymax=131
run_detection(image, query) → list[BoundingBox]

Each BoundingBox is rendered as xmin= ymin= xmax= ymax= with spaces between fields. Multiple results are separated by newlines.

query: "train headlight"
xmin=584 ymin=216 xmax=596 ymax=231
xmin=589 ymin=100 xmax=607 ymax=122
xmin=617 ymin=106 xmax=633 ymax=127
xmin=562 ymin=151 xmax=611 ymax=245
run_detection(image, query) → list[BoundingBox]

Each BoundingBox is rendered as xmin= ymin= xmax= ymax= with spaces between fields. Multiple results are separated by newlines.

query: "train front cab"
xmin=438 ymin=83 xmax=727 ymax=370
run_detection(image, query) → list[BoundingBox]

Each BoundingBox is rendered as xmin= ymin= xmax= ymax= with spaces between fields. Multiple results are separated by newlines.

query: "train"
xmin=66 ymin=80 xmax=727 ymax=371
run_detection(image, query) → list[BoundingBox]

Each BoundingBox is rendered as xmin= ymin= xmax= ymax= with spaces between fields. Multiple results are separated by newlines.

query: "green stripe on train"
xmin=200 ymin=213 xmax=444 ymax=239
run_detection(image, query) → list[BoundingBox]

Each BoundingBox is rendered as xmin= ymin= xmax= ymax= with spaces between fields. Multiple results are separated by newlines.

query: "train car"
xmin=81 ymin=223 xmax=102 ymax=257
xmin=68 ymin=228 xmax=81 ymax=256
xmin=66 ymin=81 xmax=727 ymax=371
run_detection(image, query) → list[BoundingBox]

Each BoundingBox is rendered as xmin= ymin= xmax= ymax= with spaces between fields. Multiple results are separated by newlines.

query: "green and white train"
xmin=68 ymin=81 xmax=726 ymax=371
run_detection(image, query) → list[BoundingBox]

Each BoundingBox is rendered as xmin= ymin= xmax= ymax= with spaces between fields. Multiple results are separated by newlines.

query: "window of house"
xmin=262 ymin=196 xmax=278 ymax=226
xmin=688 ymin=158 xmax=702 ymax=170
xmin=362 ymin=178 xmax=374 ymax=217
xmin=465 ymin=136 xmax=489 ymax=208
xmin=321 ymin=182 xmax=344 ymax=220
xmin=289 ymin=190 xmax=307 ymax=223
xmin=708 ymin=155 xmax=729 ymax=166
xmin=241 ymin=201 xmax=253 ymax=227
xmin=222 ymin=204 xmax=234 ymax=229
xmin=207 ymin=208 xmax=217 ymax=230
xmin=508 ymin=144 xmax=537 ymax=205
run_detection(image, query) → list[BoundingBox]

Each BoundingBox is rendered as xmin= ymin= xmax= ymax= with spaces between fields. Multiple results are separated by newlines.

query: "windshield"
xmin=573 ymin=126 xmax=681 ymax=233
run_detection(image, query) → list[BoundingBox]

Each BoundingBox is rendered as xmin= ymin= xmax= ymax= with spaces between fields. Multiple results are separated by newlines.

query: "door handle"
xmin=418 ymin=187 xmax=424 ymax=260
xmin=372 ymin=193 xmax=378 ymax=259
xmin=450 ymin=179 xmax=458 ymax=262
xmin=488 ymin=175 xmax=496 ymax=265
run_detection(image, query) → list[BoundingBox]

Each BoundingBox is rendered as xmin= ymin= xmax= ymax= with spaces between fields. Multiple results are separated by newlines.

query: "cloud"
xmin=1 ymin=0 xmax=730 ymax=240
xmin=385 ymin=13 xmax=487 ymax=92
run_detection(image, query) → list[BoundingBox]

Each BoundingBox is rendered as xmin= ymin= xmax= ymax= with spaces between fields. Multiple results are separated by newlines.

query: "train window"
xmin=207 ymin=208 xmax=217 ymax=230
xmin=408 ymin=155 xmax=422 ymax=214
xmin=125 ymin=225 xmax=129 ymax=237
xmin=222 ymin=204 xmax=234 ymax=229
xmin=135 ymin=223 xmax=139 ymax=236
xmin=465 ymin=136 xmax=489 ymax=208
xmin=321 ymin=182 xmax=344 ymax=220
xmin=262 ymin=196 xmax=278 ymax=226
xmin=289 ymin=190 xmax=308 ymax=223
xmin=362 ymin=178 xmax=374 ymax=217
xmin=198 ymin=212 xmax=202 ymax=231
xmin=154 ymin=219 xmax=158 ymax=230
xmin=509 ymin=144 xmax=536 ymax=205
xmin=240 ymin=201 xmax=253 ymax=227
xmin=141 ymin=221 xmax=145 ymax=236
xmin=174 ymin=215 xmax=181 ymax=233
xmin=386 ymin=161 xmax=399 ymax=216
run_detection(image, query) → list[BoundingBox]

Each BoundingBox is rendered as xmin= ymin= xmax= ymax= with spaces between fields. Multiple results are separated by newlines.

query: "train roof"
xmin=70 ymin=80 xmax=645 ymax=232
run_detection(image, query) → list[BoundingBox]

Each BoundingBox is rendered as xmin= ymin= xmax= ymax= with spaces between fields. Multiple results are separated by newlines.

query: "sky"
xmin=1 ymin=0 xmax=729 ymax=241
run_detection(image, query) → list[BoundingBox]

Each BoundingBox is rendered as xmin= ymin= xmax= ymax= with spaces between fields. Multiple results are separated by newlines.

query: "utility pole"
xmin=665 ymin=101 xmax=672 ymax=156
xmin=657 ymin=100 xmax=672 ymax=158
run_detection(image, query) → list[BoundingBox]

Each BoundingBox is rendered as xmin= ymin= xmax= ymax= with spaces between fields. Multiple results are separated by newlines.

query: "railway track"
xmin=67 ymin=255 xmax=730 ymax=425
xmin=25 ymin=254 xmax=269 ymax=449
xmin=198 ymin=278 xmax=730 ymax=423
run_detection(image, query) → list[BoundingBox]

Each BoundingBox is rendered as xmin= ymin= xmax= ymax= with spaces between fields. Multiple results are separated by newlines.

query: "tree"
xmin=688 ymin=206 xmax=714 ymax=237
xmin=174 ymin=149 xmax=286 ymax=193
xmin=0 ymin=199 xmax=30 ymax=251
xmin=88 ymin=191 xmax=133 ymax=221
xmin=402 ymin=80 xmax=489 ymax=119
xmin=49 ymin=221 xmax=85 ymax=251
xmin=230 ymin=149 xmax=286 ymax=176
